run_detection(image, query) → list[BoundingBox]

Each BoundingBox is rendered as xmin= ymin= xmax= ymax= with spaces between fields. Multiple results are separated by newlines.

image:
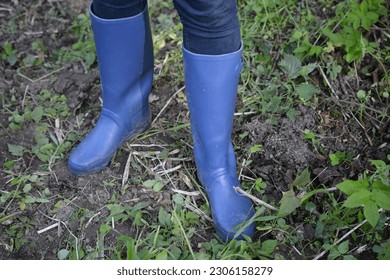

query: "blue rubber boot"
xmin=68 ymin=4 xmax=153 ymax=176
xmin=183 ymin=45 xmax=255 ymax=241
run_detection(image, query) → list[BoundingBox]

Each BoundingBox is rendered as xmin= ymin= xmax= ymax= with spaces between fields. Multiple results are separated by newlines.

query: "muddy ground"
xmin=0 ymin=0 xmax=389 ymax=259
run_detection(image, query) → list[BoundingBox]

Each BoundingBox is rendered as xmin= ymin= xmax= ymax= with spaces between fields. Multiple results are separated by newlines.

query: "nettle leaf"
xmin=286 ymin=108 xmax=297 ymax=121
xmin=336 ymin=179 xmax=369 ymax=196
xmin=364 ymin=200 xmax=380 ymax=227
xmin=278 ymin=190 xmax=301 ymax=216
xmin=7 ymin=144 xmax=24 ymax=156
xmin=296 ymin=83 xmax=319 ymax=101
xmin=279 ymin=54 xmax=302 ymax=79
xmin=371 ymin=189 xmax=390 ymax=210
xmin=343 ymin=189 xmax=371 ymax=208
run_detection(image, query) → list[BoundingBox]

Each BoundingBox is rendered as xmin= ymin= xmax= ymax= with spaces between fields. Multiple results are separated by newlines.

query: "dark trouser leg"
xmin=92 ymin=0 xmax=147 ymax=19
xmin=173 ymin=0 xmax=241 ymax=55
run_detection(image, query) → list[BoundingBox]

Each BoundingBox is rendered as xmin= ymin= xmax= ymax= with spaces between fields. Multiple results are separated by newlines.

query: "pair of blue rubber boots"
xmin=68 ymin=6 xmax=255 ymax=241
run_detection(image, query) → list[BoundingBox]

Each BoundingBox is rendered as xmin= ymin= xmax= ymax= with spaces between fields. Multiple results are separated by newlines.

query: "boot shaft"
xmin=183 ymin=45 xmax=243 ymax=181
xmin=89 ymin=4 xmax=154 ymax=112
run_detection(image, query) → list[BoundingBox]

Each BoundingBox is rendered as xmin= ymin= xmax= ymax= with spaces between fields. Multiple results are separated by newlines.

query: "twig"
xmin=350 ymin=111 xmax=373 ymax=147
xmin=151 ymin=85 xmax=185 ymax=126
xmin=234 ymin=187 xmax=278 ymax=211
xmin=122 ymin=152 xmax=132 ymax=187
xmin=127 ymin=143 xmax=169 ymax=148
xmin=85 ymin=212 xmax=101 ymax=228
xmin=37 ymin=222 xmax=59 ymax=234
xmin=172 ymin=189 xmax=200 ymax=196
xmin=234 ymin=111 xmax=257 ymax=116
xmin=185 ymin=203 xmax=213 ymax=223
xmin=157 ymin=164 xmax=182 ymax=175
xmin=319 ymin=66 xmax=338 ymax=99
xmin=17 ymin=66 xmax=65 ymax=83
xmin=134 ymin=153 xmax=164 ymax=182
xmin=37 ymin=209 xmax=80 ymax=260
xmin=21 ymin=84 xmax=29 ymax=110
xmin=313 ymin=219 xmax=368 ymax=260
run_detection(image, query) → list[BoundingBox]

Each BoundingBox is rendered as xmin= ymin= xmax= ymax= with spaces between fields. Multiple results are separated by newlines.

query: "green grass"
xmin=0 ymin=0 xmax=389 ymax=260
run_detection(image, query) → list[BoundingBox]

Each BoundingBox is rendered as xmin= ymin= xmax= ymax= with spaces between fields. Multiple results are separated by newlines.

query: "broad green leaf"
xmin=158 ymin=207 xmax=171 ymax=227
xmin=338 ymin=240 xmax=349 ymax=255
xmin=31 ymin=106 xmax=44 ymax=122
xmin=286 ymin=108 xmax=297 ymax=120
xmin=156 ymin=250 xmax=168 ymax=260
xmin=329 ymin=153 xmax=340 ymax=166
xmin=106 ymin=204 xmax=125 ymax=216
xmin=8 ymin=144 xmax=24 ymax=156
xmin=299 ymin=63 xmax=317 ymax=76
xmin=143 ymin=179 xmax=164 ymax=192
xmin=370 ymin=159 xmax=386 ymax=169
xmin=261 ymin=239 xmax=277 ymax=255
xmin=249 ymin=144 xmax=263 ymax=154
xmin=130 ymin=201 xmax=150 ymax=214
xmin=267 ymin=96 xmax=281 ymax=113
xmin=57 ymin=249 xmax=69 ymax=260
xmin=343 ymin=189 xmax=371 ymax=208
xmin=296 ymin=83 xmax=319 ymax=101
xmin=84 ymin=52 xmax=96 ymax=66
xmin=35 ymin=198 xmax=50 ymax=203
xmin=99 ymin=224 xmax=112 ymax=235
xmin=23 ymin=184 xmax=32 ymax=193
xmin=371 ymin=189 xmax=390 ymax=210
xmin=278 ymin=190 xmax=301 ymax=216
xmin=364 ymin=200 xmax=380 ymax=227
xmin=372 ymin=179 xmax=390 ymax=193
xmin=336 ymin=179 xmax=369 ymax=196
xmin=292 ymin=168 xmax=311 ymax=187
xmin=3 ymin=160 xmax=15 ymax=169
xmin=278 ymin=54 xmax=302 ymax=79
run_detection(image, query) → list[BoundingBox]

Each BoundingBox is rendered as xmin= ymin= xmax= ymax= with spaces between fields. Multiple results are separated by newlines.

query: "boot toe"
xmin=205 ymin=173 xmax=255 ymax=241
xmin=68 ymin=147 xmax=111 ymax=176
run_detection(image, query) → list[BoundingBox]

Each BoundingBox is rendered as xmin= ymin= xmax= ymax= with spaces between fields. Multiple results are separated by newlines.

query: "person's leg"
xmin=68 ymin=1 xmax=154 ymax=175
xmin=173 ymin=0 xmax=255 ymax=241
xmin=92 ymin=0 xmax=146 ymax=19
xmin=173 ymin=0 xmax=241 ymax=55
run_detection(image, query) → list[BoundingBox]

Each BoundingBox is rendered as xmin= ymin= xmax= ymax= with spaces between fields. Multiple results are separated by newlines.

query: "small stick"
xmin=157 ymin=165 xmax=182 ymax=175
xmin=85 ymin=212 xmax=101 ymax=228
xmin=17 ymin=66 xmax=66 ymax=83
xmin=234 ymin=111 xmax=257 ymax=116
xmin=122 ymin=152 xmax=132 ymax=187
xmin=234 ymin=187 xmax=278 ymax=211
xmin=185 ymin=203 xmax=213 ymax=223
xmin=21 ymin=84 xmax=29 ymax=110
xmin=172 ymin=189 xmax=200 ymax=196
xmin=152 ymin=85 xmax=185 ymax=126
xmin=313 ymin=219 xmax=368 ymax=260
xmin=37 ymin=222 xmax=59 ymax=234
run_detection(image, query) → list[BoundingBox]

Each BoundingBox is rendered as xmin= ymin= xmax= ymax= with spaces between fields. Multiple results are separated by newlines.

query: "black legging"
xmin=92 ymin=0 xmax=241 ymax=55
